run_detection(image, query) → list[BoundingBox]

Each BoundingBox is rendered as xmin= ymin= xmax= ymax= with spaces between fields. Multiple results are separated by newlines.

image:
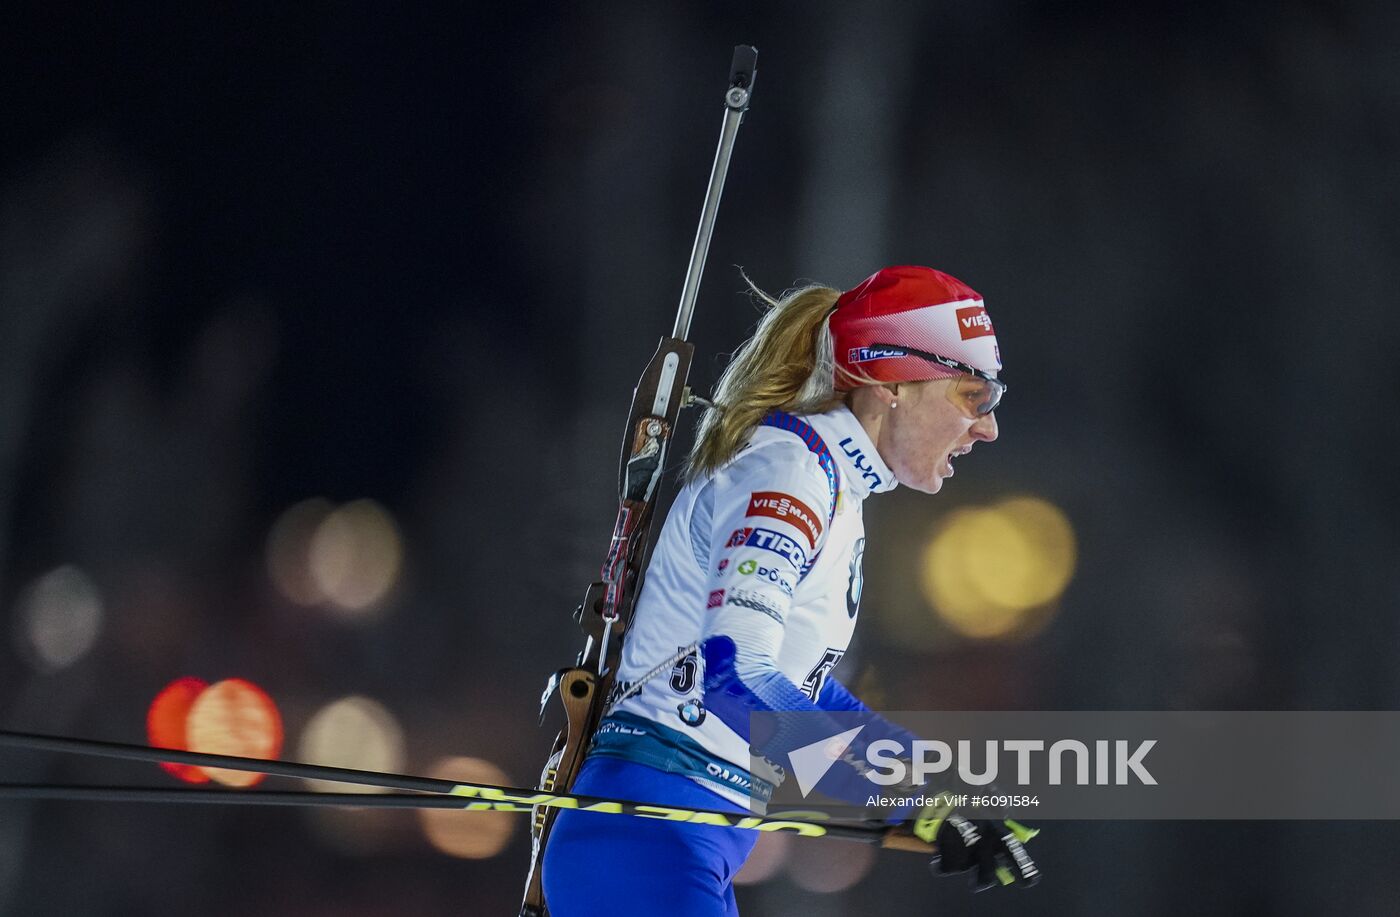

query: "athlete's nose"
xmin=971 ymin=410 xmax=998 ymax=443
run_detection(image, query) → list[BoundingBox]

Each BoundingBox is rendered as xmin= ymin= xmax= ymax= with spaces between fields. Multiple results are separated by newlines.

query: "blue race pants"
xmin=541 ymin=757 xmax=759 ymax=917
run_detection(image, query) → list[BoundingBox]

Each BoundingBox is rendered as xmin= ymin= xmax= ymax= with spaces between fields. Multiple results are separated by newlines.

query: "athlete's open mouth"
xmin=944 ymin=445 xmax=973 ymax=477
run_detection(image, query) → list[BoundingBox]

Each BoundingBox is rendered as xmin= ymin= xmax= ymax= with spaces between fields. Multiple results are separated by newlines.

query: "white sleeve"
xmin=695 ymin=440 xmax=837 ymax=730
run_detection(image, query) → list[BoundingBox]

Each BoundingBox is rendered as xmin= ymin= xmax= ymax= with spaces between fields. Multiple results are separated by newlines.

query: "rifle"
xmin=518 ymin=45 xmax=759 ymax=917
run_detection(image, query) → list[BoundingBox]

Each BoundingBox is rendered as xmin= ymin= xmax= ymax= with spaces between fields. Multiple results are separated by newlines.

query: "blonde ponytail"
xmin=687 ymin=278 xmax=845 ymax=478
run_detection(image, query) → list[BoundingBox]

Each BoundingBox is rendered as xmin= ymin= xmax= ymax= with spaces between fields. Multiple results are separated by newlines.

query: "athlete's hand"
xmin=917 ymin=807 xmax=1040 ymax=892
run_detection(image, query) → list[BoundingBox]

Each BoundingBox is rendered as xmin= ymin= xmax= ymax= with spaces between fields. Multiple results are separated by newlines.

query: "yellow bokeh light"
xmin=979 ymin=497 xmax=1077 ymax=609
xmin=307 ymin=499 xmax=403 ymax=614
xmin=266 ymin=498 xmax=334 ymax=606
xmin=920 ymin=496 xmax=1076 ymax=639
xmin=418 ymin=756 xmax=516 ymax=859
xmin=297 ymin=696 xmax=406 ymax=794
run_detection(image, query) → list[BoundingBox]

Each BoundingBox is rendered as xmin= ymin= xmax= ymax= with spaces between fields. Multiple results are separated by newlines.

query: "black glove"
xmin=919 ymin=808 xmax=1040 ymax=892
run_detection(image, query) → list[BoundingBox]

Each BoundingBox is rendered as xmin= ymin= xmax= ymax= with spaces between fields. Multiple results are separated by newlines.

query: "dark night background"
xmin=3 ymin=3 xmax=1399 ymax=915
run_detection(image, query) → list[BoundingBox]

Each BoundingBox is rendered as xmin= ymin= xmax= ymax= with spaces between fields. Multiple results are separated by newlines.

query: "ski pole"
xmin=0 ymin=729 xmax=934 ymax=852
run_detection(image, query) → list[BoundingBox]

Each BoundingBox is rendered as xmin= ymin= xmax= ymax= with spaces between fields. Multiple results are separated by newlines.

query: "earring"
xmin=890 ymin=401 xmax=898 ymax=409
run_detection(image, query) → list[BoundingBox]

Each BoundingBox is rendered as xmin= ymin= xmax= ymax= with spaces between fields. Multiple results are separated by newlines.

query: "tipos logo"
xmin=847 ymin=346 xmax=906 ymax=364
xmin=725 ymin=527 xmax=808 ymax=571
xmin=956 ymin=305 xmax=995 ymax=340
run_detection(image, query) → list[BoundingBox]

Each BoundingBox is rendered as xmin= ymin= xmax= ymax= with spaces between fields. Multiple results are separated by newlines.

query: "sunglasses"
xmin=869 ymin=342 xmax=1006 ymax=416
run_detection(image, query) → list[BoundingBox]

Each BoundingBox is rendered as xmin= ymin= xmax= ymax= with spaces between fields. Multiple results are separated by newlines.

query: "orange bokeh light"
xmin=418 ymin=757 xmax=516 ymax=859
xmin=146 ymin=676 xmax=210 ymax=784
xmin=185 ymin=678 xmax=284 ymax=788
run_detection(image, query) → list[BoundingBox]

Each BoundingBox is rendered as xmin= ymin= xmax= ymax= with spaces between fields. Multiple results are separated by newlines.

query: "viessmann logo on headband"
xmin=956 ymin=305 xmax=995 ymax=340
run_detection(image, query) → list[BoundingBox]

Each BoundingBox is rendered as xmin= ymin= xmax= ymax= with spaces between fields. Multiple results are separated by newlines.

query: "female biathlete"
xmin=543 ymin=265 xmax=1038 ymax=915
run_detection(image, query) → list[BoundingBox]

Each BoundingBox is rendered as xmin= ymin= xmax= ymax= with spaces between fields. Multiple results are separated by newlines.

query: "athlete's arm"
xmin=695 ymin=442 xmax=837 ymax=746
xmin=814 ymin=675 xmax=867 ymax=712
xmin=692 ymin=446 xmax=884 ymax=816
xmin=817 ymin=676 xmax=921 ymax=748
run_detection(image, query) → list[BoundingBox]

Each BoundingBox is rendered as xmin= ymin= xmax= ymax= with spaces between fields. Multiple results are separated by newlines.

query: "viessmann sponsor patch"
xmin=745 ymin=492 xmax=823 ymax=549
